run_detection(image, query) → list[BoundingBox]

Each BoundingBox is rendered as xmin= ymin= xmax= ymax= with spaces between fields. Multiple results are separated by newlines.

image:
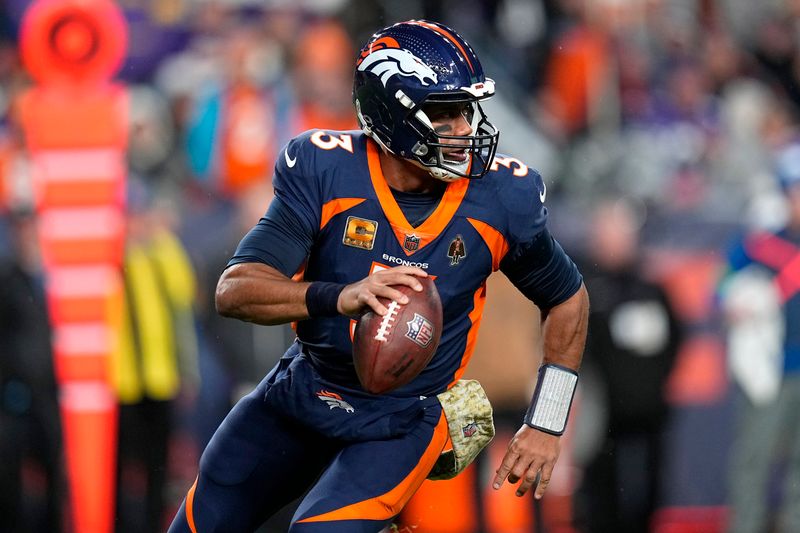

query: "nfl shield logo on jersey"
xmin=406 ymin=313 xmax=434 ymax=347
xmin=403 ymin=234 xmax=420 ymax=252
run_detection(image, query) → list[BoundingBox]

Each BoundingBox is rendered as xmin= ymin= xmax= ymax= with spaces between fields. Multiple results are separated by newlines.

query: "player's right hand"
xmin=493 ymin=424 xmax=561 ymax=500
xmin=337 ymin=266 xmax=427 ymax=316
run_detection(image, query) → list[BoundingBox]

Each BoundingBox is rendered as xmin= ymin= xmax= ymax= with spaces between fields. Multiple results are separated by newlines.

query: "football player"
xmin=169 ymin=20 xmax=589 ymax=533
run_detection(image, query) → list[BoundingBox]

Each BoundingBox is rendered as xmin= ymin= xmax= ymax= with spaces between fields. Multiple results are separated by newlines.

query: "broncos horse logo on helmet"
xmin=358 ymin=47 xmax=438 ymax=88
xmin=353 ymin=20 xmax=499 ymax=181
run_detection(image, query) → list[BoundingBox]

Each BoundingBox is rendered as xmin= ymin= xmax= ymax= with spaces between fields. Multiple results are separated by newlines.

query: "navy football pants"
xmin=168 ymin=353 xmax=447 ymax=532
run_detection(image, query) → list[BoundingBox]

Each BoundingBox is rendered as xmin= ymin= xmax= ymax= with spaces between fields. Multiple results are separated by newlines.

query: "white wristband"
xmin=524 ymin=364 xmax=578 ymax=436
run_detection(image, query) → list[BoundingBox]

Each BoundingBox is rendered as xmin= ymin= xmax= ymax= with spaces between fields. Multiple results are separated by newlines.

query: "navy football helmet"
xmin=353 ymin=20 xmax=499 ymax=181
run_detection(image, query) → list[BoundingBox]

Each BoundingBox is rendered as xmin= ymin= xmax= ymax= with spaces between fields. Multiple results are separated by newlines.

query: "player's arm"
xmin=494 ymin=227 xmax=589 ymax=499
xmin=216 ymin=262 xmax=426 ymax=325
xmin=492 ymin=283 xmax=588 ymax=497
xmin=216 ymin=137 xmax=425 ymax=325
xmin=215 ymin=197 xmax=424 ymax=325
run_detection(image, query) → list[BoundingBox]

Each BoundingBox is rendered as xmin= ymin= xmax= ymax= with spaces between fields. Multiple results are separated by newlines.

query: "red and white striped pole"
xmin=18 ymin=1 xmax=128 ymax=531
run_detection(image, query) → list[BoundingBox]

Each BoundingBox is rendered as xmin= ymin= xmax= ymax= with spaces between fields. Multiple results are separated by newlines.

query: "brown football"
xmin=352 ymin=277 xmax=443 ymax=394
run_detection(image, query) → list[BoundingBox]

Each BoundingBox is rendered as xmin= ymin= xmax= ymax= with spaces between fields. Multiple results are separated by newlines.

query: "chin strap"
xmin=425 ymin=164 xmax=462 ymax=182
xmin=409 ymin=156 xmax=468 ymax=182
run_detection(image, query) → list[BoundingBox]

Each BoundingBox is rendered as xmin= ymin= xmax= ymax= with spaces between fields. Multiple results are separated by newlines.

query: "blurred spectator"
xmin=289 ymin=19 xmax=358 ymax=132
xmin=751 ymin=11 xmax=800 ymax=112
xmin=0 ymin=112 xmax=29 ymax=216
xmin=127 ymin=85 xmax=180 ymax=180
xmin=574 ymin=199 xmax=681 ymax=533
xmin=535 ymin=0 xmax=613 ymax=142
xmin=721 ymin=141 xmax=800 ymax=533
xmin=118 ymin=0 xmax=192 ymax=83
xmin=184 ymin=16 xmax=290 ymax=198
xmin=112 ymin=179 xmax=199 ymax=533
xmin=0 ymin=208 xmax=64 ymax=533
xmin=182 ymin=12 xmax=358 ymax=200
xmin=0 ymin=46 xmax=31 ymax=213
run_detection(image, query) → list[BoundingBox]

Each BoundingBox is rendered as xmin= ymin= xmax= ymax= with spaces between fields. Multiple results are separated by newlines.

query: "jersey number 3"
xmin=311 ymin=131 xmax=354 ymax=153
xmin=490 ymin=156 xmax=528 ymax=177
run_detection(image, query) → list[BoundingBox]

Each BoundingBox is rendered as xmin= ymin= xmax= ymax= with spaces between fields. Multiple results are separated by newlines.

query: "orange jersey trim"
xmin=297 ymin=410 xmax=449 ymax=523
xmin=320 ymin=197 xmax=366 ymax=230
xmin=407 ymin=21 xmax=475 ymax=73
xmin=186 ymin=477 xmax=199 ymax=533
xmin=450 ymin=282 xmax=487 ymax=386
xmin=366 ymin=140 xmax=468 ymax=255
xmin=466 ymin=218 xmax=509 ymax=271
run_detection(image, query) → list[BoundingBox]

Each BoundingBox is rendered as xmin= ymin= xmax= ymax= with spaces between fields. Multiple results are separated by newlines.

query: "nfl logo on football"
xmin=406 ymin=313 xmax=434 ymax=347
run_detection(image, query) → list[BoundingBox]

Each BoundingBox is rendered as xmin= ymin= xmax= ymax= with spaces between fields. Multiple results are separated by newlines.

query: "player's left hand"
xmin=492 ymin=424 xmax=560 ymax=499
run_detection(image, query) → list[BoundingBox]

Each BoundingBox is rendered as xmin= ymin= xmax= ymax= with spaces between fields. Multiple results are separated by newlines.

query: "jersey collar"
xmin=366 ymin=139 xmax=469 ymax=255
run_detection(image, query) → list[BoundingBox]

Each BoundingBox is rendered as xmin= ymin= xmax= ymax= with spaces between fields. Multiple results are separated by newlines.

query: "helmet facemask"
xmin=404 ymin=97 xmax=499 ymax=181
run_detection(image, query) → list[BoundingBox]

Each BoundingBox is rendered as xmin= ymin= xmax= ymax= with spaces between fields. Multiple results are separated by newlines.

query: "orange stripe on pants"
xmin=298 ymin=411 xmax=450 ymax=523
xmin=186 ymin=477 xmax=198 ymax=533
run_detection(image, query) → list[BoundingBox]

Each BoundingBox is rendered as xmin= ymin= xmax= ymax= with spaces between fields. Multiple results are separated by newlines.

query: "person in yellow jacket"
xmin=112 ymin=181 xmax=199 ymax=533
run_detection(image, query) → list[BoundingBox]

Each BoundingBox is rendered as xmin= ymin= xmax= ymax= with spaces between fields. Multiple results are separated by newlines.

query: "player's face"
xmin=422 ymin=102 xmax=475 ymax=164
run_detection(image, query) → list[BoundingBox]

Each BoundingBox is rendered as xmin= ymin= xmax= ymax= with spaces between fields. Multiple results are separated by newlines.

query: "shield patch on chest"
xmin=403 ymin=233 xmax=420 ymax=252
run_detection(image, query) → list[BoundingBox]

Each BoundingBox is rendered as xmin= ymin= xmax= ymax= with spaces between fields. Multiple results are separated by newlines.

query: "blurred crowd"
xmin=3 ymin=0 xmax=800 ymax=531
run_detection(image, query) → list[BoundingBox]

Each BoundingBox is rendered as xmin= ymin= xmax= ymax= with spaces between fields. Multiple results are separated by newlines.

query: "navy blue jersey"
xmin=230 ymin=130 xmax=581 ymax=396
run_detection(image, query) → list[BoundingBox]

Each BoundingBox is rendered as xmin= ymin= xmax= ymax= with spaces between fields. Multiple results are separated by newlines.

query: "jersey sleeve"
xmin=500 ymin=228 xmax=583 ymax=309
xmin=503 ymin=168 xmax=548 ymax=243
xmin=226 ymin=133 xmax=322 ymax=276
xmin=271 ymin=133 xmax=323 ymax=233
xmin=495 ymin=164 xmax=581 ymax=308
xmin=227 ymin=197 xmax=313 ymax=276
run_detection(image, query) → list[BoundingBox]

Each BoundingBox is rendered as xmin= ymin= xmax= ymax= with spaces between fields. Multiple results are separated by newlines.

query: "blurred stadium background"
xmin=0 ymin=0 xmax=797 ymax=531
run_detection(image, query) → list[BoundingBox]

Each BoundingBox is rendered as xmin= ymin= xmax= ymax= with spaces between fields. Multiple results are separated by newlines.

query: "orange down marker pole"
xmin=18 ymin=1 xmax=128 ymax=532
